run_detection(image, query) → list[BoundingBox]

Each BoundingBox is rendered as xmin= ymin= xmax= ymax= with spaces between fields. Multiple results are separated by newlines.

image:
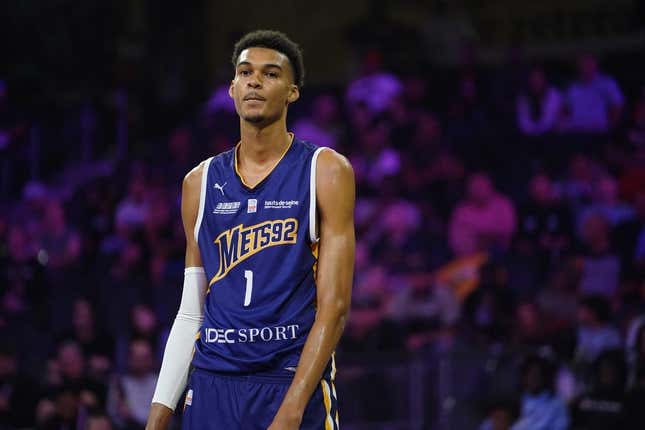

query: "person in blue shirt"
xmin=511 ymin=354 xmax=569 ymax=430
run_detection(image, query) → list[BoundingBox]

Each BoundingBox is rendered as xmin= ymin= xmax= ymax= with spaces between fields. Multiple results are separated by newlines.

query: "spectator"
xmin=39 ymin=199 xmax=82 ymax=271
xmin=114 ymin=304 xmax=164 ymax=372
xmin=293 ymin=93 xmax=344 ymax=149
xmin=516 ymin=66 xmax=563 ymax=135
xmin=575 ymin=213 xmax=621 ymax=298
xmin=516 ymin=174 xmax=573 ymax=276
xmin=562 ymin=54 xmax=624 ymax=132
xmin=114 ymin=173 xmax=149 ymax=232
xmin=479 ymin=399 xmax=519 ymax=430
xmin=511 ymin=354 xmax=569 ymax=430
xmin=627 ymin=97 xmax=645 ymax=149
xmin=0 ymin=344 xmax=40 ymax=428
xmin=345 ymin=50 xmax=402 ymax=115
xmin=107 ymin=338 xmax=158 ymax=429
xmin=555 ymin=153 xmax=600 ymax=214
xmin=449 ymin=173 xmax=516 ymax=257
xmin=370 ymin=199 xmax=425 ymax=272
xmin=625 ymin=316 xmax=645 ymax=387
xmin=463 ymin=260 xmax=515 ymax=343
xmin=536 ymin=265 xmax=580 ymax=333
xmin=614 ymin=190 xmax=645 ymax=278
xmin=349 ymin=119 xmax=400 ymax=191
xmin=571 ymin=349 xmax=627 ymax=430
xmin=575 ymin=296 xmax=621 ymax=366
xmin=97 ymin=239 xmax=147 ymax=339
xmin=60 ymin=298 xmax=115 ymax=380
xmin=577 ymin=175 xmax=635 ymax=233
xmin=86 ymin=411 xmax=115 ymax=430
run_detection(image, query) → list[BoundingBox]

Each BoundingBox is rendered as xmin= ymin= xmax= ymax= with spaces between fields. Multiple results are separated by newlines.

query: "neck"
xmin=239 ymin=116 xmax=290 ymax=162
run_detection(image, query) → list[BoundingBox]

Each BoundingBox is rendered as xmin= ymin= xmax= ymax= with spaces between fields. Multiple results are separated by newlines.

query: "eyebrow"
xmin=237 ymin=61 xmax=283 ymax=70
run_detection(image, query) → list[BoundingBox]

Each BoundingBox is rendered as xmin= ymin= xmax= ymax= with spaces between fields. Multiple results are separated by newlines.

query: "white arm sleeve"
xmin=151 ymin=267 xmax=207 ymax=411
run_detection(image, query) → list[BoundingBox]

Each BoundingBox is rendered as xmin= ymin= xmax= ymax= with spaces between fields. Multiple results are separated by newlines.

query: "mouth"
xmin=243 ymin=93 xmax=266 ymax=102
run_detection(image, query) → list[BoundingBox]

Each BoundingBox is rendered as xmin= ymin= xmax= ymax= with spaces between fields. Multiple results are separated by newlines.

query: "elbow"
xmin=319 ymin=297 xmax=351 ymax=321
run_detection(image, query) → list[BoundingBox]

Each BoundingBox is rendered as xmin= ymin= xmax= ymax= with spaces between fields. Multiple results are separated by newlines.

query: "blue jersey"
xmin=192 ymin=138 xmax=331 ymax=377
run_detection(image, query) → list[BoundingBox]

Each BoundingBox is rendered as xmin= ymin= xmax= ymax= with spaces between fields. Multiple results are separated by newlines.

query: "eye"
xmin=265 ymin=72 xmax=278 ymax=78
xmin=239 ymin=69 xmax=251 ymax=76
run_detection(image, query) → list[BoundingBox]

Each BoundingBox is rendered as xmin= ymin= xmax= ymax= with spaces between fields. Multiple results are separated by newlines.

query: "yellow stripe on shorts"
xmin=321 ymin=379 xmax=335 ymax=430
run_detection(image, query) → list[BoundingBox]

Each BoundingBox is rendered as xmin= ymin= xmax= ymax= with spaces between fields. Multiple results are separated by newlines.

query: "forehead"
xmin=237 ymin=47 xmax=290 ymax=68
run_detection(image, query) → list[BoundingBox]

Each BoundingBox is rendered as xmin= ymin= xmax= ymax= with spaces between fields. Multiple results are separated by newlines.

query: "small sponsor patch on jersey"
xmin=264 ymin=200 xmax=299 ymax=209
xmin=247 ymin=198 xmax=257 ymax=213
xmin=185 ymin=389 xmax=193 ymax=406
xmin=213 ymin=201 xmax=241 ymax=215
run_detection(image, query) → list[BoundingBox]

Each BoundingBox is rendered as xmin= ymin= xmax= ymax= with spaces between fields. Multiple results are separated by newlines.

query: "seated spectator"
xmin=348 ymin=119 xmax=400 ymax=191
xmin=39 ymin=199 xmax=82 ymax=271
xmin=86 ymin=411 xmax=115 ymax=430
xmin=575 ymin=213 xmax=620 ymax=298
xmin=370 ymin=199 xmax=425 ymax=273
xmin=60 ymin=298 xmax=114 ymax=380
xmin=114 ymin=304 xmax=164 ymax=374
xmin=627 ymin=96 xmax=645 ymax=149
xmin=536 ymin=265 xmax=580 ymax=333
xmin=554 ymin=153 xmax=601 ymax=214
xmin=0 ymin=344 xmax=40 ymax=428
xmin=479 ymin=399 xmax=519 ymax=430
xmin=624 ymin=363 xmax=645 ymax=429
xmin=342 ymin=266 xmax=403 ymax=355
xmin=516 ymin=66 xmax=563 ymax=135
xmin=115 ymin=173 xmax=149 ymax=231
xmin=511 ymin=354 xmax=569 ymax=430
xmin=571 ymin=349 xmax=627 ymax=430
xmin=292 ymin=93 xmax=343 ymax=149
xmin=576 ymin=296 xmax=621 ymax=366
xmin=561 ymin=54 xmax=624 ymax=132
xmin=614 ymin=191 xmax=645 ymax=278
xmin=512 ymin=302 xmax=549 ymax=348
xmin=577 ymin=175 xmax=634 ymax=233
xmin=97 ymin=239 xmax=148 ymax=339
xmin=107 ymin=338 xmax=158 ymax=429
xmin=345 ymin=50 xmax=402 ymax=115
xmin=449 ymin=173 xmax=516 ymax=257
xmin=626 ymin=316 xmax=645 ymax=387
xmin=516 ymin=174 xmax=574 ymax=276
xmin=463 ymin=260 xmax=515 ymax=343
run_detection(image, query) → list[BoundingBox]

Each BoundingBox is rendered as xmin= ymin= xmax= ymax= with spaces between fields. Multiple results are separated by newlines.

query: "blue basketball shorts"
xmin=181 ymin=367 xmax=339 ymax=430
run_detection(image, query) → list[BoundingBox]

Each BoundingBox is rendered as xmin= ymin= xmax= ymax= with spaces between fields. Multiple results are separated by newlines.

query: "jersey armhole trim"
xmin=309 ymin=147 xmax=327 ymax=243
xmin=194 ymin=157 xmax=213 ymax=244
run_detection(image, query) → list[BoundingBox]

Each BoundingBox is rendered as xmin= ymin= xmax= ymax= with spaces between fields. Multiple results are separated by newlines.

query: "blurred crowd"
xmin=2 ymin=47 xmax=645 ymax=429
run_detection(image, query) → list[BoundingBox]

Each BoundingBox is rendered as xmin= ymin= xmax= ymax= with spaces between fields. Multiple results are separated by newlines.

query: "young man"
xmin=146 ymin=30 xmax=355 ymax=430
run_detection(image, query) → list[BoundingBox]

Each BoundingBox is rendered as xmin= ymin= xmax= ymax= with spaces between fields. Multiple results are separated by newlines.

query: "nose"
xmin=247 ymin=72 xmax=262 ymax=88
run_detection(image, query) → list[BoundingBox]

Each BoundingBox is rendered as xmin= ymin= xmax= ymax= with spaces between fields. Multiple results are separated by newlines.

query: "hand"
xmin=267 ymin=407 xmax=302 ymax=430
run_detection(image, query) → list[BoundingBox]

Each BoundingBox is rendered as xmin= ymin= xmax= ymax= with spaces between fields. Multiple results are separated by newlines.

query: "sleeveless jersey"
xmin=192 ymin=138 xmax=332 ymax=376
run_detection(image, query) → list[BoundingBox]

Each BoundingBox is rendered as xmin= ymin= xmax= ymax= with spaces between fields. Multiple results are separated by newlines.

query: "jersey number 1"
xmin=243 ymin=270 xmax=253 ymax=307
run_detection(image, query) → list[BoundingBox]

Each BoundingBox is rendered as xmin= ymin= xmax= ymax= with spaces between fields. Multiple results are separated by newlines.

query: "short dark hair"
xmin=231 ymin=30 xmax=305 ymax=88
xmin=580 ymin=295 xmax=611 ymax=323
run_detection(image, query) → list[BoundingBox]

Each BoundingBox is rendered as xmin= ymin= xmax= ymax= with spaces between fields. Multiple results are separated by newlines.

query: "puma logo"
xmin=214 ymin=182 xmax=227 ymax=196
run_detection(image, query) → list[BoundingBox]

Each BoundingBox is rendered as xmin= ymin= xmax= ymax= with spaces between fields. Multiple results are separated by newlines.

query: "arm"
xmin=146 ymin=163 xmax=206 ymax=429
xmin=269 ymin=150 xmax=355 ymax=429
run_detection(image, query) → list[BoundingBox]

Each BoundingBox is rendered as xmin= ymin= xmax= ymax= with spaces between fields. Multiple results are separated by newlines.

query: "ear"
xmin=228 ymin=81 xmax=234 ymax=99
xmin=286 ymin=85 xmax=300 ymax=104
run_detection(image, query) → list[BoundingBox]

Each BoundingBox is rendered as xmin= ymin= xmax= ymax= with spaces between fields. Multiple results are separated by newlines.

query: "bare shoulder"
xmin=182 ymin=160 xmax=206 ymax=196
xmin=316 ymin=149 xmax=354 ymax=184
xmin=316 ymin=149 xmax=355 ymax=218
xmin=181 ymin=159 xmax=209 ymax=226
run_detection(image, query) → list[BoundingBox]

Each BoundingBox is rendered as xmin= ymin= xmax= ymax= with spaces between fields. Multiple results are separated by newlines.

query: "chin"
xmin=243 ymin=114 xmax=265 ymax=124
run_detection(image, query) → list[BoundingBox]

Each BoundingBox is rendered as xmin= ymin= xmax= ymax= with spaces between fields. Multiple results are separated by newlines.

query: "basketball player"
xmin=145 ymin=30 xmax=355 ymax=430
